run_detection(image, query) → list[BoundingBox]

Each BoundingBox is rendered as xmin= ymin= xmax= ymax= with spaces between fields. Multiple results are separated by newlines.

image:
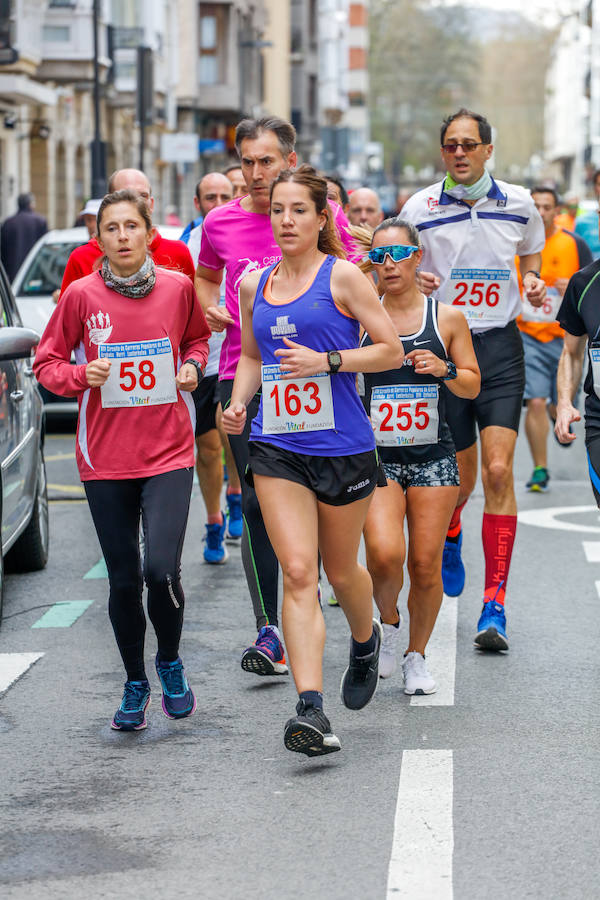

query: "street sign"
xmin=160 ymin=133 xmax=199 ymax=163
xmin=198 ymin=138 xmax=226 ymax=155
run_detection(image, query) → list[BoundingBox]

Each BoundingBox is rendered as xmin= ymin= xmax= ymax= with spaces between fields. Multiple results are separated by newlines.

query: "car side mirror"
xmin=0 ymin=327 xmax=40 ymax=361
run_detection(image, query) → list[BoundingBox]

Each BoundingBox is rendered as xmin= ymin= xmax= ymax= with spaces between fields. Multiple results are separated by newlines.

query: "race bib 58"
xmin=98 ymin=338 xmax=177 ymax=409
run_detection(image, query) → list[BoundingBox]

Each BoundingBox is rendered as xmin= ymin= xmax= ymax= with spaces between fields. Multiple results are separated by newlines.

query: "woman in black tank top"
xmin=361 ymin=218 xmax=480 ymax=695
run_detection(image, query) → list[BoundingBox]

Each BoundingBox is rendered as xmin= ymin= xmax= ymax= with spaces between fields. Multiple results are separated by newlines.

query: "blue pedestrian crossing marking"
xmin=32 ymin=600 xmax=94 ymax=628
xmin=83 ymin=557 xmax=108 ymax=579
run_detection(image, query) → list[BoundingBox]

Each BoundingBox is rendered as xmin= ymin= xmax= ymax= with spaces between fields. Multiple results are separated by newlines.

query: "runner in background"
xmin=34 ymin=190 xmax=209 ymax=730
xmin=224 ymin=164 xmax=247 ymax=199
xmin=195 ymin=117 xmax=358 ymax=677
xmin=556 ymin=254 xmax=600 ymax=506
xmin=223 ymin=166 xmax=403 ymax=755
xmin=183 ymin=173 xmax=243 ymax=563
xmin=360 ymin=219 xmax=479 ymax=692
xmin=517 ymin=187 xmax=592 ymax=493
xmin=402 ymin=108 xmax=545 ymax=651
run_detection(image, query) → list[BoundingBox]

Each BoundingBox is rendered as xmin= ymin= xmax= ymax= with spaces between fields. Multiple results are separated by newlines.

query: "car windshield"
xmin=18 ymin=241 xmax=85 ymax=295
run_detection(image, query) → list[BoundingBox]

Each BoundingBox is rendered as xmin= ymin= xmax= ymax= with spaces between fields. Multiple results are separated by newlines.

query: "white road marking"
xmin=583 ymin=542 xmax=600 ymax=562
xmin=518 ymin=505 xmax=600 ymax=533
xmin=387 ymin=749 xmax=453 ymax=899
xmin=595 ymin=581 xmax=600 ymax=599
xmin=0 ymin=652 xmax=44 ymax=694
xmin=410 ymin=594 xmax=456 ymax=707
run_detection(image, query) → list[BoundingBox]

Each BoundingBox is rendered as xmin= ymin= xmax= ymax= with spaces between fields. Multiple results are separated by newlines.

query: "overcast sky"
xmin=434 ymin=0 xmax=578 ymax=25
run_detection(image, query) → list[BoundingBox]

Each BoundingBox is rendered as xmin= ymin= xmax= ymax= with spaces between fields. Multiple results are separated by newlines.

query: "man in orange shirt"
xmin=518 ymin=187 xmax=592 ymax=491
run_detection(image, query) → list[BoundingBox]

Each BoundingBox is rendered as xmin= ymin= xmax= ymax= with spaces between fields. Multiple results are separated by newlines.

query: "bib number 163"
xmin=261 ymin=365 xmax=335 ymax=434
xmin=269 ymin=381 xmax=321 ymax=417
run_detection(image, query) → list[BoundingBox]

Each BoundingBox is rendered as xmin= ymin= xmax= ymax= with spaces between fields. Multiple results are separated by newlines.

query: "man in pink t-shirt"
xmin=195 ymin=116 xmax=358 ymax=676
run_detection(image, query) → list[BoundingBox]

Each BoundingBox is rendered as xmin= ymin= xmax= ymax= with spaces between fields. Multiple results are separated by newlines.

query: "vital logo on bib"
xmin=86 ymin=311 xmax=113 ymax=345
xmin=270 ymin=315 xmax=298 ymax=339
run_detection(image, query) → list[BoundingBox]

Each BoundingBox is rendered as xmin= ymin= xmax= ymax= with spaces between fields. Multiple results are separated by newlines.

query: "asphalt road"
xmin=0 ymin=413 xmax=598 ymax=899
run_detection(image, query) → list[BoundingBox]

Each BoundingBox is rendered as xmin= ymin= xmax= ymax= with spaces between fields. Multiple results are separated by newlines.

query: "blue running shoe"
xmin=155 ymin=655 xmax=196 ymax=719
xmin=203 ymin=516 xmax=228 ymax=564
xmin=226 ymin=493 xmax=243 ymax=541
xmin=442 ymin=531 xmax=465 ymax=597
xmin=474 ymin=600 xmax=509 ymax=651
xmin=241 ymin=625 xmax=289 ymax=676
xmin=111 ymin=680 xmax=151 ymax=731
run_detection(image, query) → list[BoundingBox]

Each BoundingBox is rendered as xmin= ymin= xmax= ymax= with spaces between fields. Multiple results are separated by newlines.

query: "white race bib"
xmin=261 ymin=364 xmax=335 ymax=434
xmin=590 ymin=347 xmax=600 ymax=399
xmin=370 ymin=384 xmax=439 ymax=446
xmin=98 ymin=337 xmax=177 ymax=409
xmin=520 ymin=286 xmax=562 ymax=323
xmin=447 ymin=268 xmax=511 ymax=322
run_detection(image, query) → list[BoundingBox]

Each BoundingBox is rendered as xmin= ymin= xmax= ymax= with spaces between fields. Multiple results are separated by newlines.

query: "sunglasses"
xmin=441 ymin=141 xmax=485 ymax=154
xmin=368 ymin=245 xmax=420 ymax=265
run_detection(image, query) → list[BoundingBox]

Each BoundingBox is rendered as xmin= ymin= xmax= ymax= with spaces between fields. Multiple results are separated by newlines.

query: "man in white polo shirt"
xmin=403 ymin=108 xmax=546 ymax=651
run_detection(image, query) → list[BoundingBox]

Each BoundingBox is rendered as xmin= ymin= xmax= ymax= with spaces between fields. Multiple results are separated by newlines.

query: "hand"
xmin=52 ymin=289 xmax=60 ymax=305
xmin=554 ymin=278 xmax=569 ymax=299
xmin=524 ymin=275 xmax=546 ymax=308
xmin=416 ymin=270 xmax=440 ymax=296
xmin=406 ymin=348 xmax=448 ymax=378
xmin=176 ymin=362 xmax=198 ymax=392
xmin=222 ymin=402 xmax=247 ymax=434
xmin=85 ymin=358 xmax=111 ymax=387
xmin=274 ymin=338 xmax=327 ymax=379
xmin=205 ymin=305 xmax=234 ymax=332
xmin=555 ymin=403 xmax=580 ymax=443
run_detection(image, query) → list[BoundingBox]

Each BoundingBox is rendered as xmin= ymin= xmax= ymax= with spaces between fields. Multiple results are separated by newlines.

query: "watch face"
xmin=330 ymin=352 xmax=342 ymax=366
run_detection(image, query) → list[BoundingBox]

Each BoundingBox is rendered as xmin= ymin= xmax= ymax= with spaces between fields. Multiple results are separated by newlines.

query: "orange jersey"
xmin=517 ymin=228 xmax=592 ymax=342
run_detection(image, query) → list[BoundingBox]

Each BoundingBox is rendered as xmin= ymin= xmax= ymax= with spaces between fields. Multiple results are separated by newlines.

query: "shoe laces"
xmin=204 ymin=521 xmax=224 ymax=551
xmin=157 ymin=659 xmax=187 ymax=696
xmin=256 ymin=626 xmax=282 ymax=659
xmin=121 ymin=680 xmax=149 ymax=710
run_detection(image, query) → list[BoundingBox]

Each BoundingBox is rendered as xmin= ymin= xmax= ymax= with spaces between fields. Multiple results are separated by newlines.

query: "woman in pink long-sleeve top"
xmin=34 ymin=189 xmax=209 ymax=732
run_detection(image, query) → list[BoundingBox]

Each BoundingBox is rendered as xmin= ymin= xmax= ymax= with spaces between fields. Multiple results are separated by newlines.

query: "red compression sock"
xmin=447 ymin=500 xmax=467 ymax=540
xmin=481 ymin=513 xmax=517 ymax=605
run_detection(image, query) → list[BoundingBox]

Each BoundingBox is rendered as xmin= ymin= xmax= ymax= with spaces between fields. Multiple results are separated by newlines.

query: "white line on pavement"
xmin=387 ymin=749 xmax=454 ymax=900
xmin=0 ymin=652 xmax=44 ymax=694
xmin=582 ymin=541 xmax=600 ymax=562
xmin=595 ymin=581 xmax=600 ymax=599
xmin=519 ymin=506 xmax=600 ymax=533
xmin=410 ymin=594 xmax=456 ymax=707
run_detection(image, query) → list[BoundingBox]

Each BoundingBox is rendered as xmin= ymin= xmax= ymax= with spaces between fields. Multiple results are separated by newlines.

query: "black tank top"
xmin=360 ymin=295 xmax=455 ymax=463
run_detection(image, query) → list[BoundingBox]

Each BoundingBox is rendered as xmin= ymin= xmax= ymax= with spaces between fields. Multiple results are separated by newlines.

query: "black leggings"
xmin=84 ymin=468 xmax=194 ymax=681
xmin=219 ymin=380 xmax=279 ymax=630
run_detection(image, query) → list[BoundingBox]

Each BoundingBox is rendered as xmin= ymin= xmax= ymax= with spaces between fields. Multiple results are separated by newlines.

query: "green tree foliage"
xmin=369 ymin=0 xmax=480 ymax=180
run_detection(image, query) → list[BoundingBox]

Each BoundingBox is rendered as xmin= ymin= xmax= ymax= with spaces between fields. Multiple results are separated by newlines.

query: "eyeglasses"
xmin=367 ymin=245 xmax=419 ymax=265
xmin=441 ymin=141 xmax=486 ymax=154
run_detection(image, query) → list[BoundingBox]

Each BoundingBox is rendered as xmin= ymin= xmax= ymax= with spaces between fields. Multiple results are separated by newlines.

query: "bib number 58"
xmin=119 ymin=359 xmax=156 ymax=392
xmin=453 ymin=282 xmax=500 ymax=307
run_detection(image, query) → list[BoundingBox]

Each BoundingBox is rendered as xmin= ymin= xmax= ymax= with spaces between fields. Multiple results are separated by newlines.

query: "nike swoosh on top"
xmin=413 ymin=339 xmax=430 ymax=346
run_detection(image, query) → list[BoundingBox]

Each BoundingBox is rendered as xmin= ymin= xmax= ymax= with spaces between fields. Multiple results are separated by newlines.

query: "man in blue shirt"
xmin=575 ymin=169 xmax=600 ymax=259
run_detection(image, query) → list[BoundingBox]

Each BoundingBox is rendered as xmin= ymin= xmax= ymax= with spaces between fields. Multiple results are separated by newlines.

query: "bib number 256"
xmin=452 ymin=281 xmax=500 ymax=307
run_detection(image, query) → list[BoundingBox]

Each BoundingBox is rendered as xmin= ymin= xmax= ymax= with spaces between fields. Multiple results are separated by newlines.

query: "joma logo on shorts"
xmin=347 ymin=479 xmax=369 ymax=493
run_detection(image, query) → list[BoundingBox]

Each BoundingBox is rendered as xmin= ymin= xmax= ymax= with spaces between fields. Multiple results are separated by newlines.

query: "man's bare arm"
xmin=555 ymin=332 xmax=587 ymax=443
xmin=194 ymin=263 xmax=234 ymax=332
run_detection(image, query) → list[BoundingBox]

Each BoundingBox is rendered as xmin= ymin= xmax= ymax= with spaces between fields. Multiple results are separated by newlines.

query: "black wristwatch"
xmin=327 ymin=350 xmax=342 ymax=374
xmin=524 ymin=270 xmax=541 ymax=280
xmin=184 ymin=359 xmax=203 ymax=380
xmin=443 ymin=360 xmax=457 ymax=381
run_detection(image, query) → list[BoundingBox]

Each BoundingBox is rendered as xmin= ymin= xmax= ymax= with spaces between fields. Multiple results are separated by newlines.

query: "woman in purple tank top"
xmin=222 ymin=166 xmax=403 ymax=757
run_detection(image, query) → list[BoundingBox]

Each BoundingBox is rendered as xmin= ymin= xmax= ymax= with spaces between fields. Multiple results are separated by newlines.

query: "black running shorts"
xmin=192 ymin=374 xmax=219 ymax=437
xmin=443 ymin=320 xmax=525 ymax=452
xmin=585 ymin=427 xmax=600 ymax=507
xmin=247 ymin=440 xmax=386 ymax=506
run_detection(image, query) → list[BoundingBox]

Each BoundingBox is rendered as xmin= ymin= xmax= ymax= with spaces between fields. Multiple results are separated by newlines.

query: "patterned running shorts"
xmin=382 ymin=454 xmax=460 ymax=490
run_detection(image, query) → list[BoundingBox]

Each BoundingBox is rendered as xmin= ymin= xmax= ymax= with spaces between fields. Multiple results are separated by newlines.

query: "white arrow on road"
xmin=518 ymin=505 xmax=600 ymax=533
xmin=0 ymin=652 xmax=44 ymax=694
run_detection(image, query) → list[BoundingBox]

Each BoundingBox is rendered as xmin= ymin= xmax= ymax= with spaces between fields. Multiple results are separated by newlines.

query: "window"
xmin=42 ymin=25 xmax=71 ymax=42
xmin=198 ymin=3 xmax=227 ymax=85
xmin=19 ymin=242 xmax=85 ymax=296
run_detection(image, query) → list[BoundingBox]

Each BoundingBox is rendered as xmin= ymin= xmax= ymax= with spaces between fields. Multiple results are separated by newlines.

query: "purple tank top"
xmin=250 ymin=255 xmax=375 ymax=456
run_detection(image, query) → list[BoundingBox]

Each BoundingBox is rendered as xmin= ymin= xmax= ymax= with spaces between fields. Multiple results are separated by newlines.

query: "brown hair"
xmin=97 ymin=190 xmax=153 ymax=234
xmin=270 ymin=165 xmax=346 ymax=259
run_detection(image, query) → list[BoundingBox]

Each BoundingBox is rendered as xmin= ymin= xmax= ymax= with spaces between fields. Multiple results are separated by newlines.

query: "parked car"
xmin=12 ymin=228 xmax=88 ymax=416
xmin=0 ymin=263 xmax=49 ymax=623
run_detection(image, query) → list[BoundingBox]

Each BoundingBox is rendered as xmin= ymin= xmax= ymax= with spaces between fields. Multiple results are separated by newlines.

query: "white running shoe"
xmin=402 ymin=651 xmax=437 ymax=695
xmin=378 ymin=615 xmax=403 ymax=679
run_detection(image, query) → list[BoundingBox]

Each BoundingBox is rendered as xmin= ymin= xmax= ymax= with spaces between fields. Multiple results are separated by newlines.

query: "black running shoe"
xmin=340 ymin=619 xmax=382 ymax=710
xmin=284 ymin=700 xmax=341 ymax=757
